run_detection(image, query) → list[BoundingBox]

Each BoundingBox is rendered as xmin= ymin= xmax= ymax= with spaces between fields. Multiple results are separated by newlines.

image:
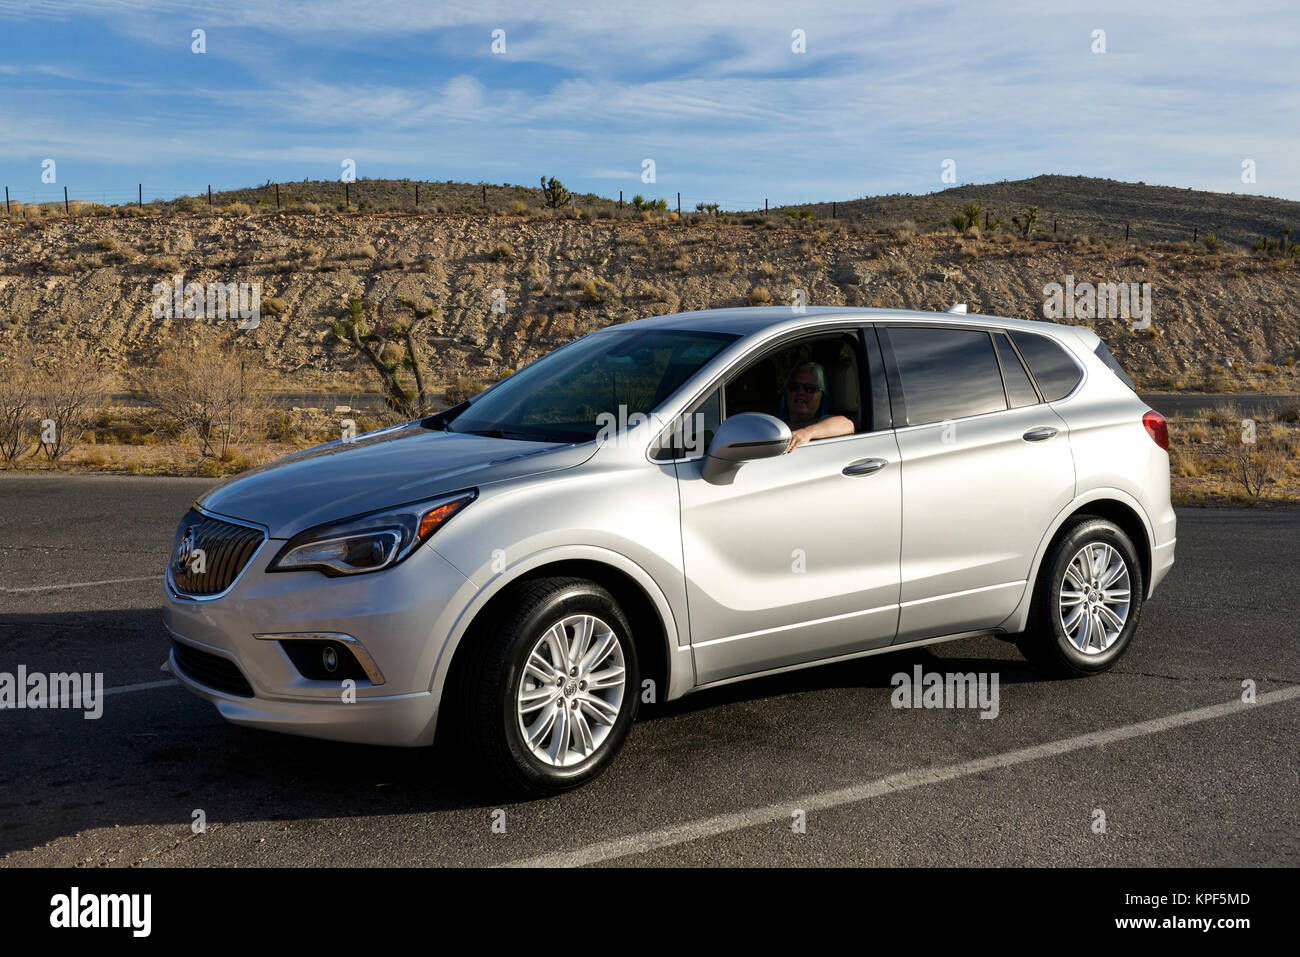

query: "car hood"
xmin=196 ymin=422 xmax=595 ymax=537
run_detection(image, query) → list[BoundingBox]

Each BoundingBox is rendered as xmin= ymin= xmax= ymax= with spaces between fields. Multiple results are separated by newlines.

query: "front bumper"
xmin=163 ymin=537 xmax=476 ymax=748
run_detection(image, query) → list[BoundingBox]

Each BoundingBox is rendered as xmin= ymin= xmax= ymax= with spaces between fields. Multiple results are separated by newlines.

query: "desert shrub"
xmin=506 ymin=199 xmax=530 ymax=216
xmin=444 ymin=376 xmax=487 ymax=405
xmin=490 ymin=242 xmax=518 ymax=261
xmin=261 ymin=296 xmax=286 ymax=316
xmin=24 ymin=343 xmax=109 ymax=462
xmin=1210 ymin=407 xmax=1286 ymax=497
xmin=0 ymin=343 xmax=38 ymax=461
xmin=579 ymin=278 xmax=617 ymax=304
xmin=223 ymin=202 xmax=252 ymax=217
xmin=672 ymin=255 xmax=692 ymax=274
xmin=747 ymin=286 xmax=774 ymax=306
xmin=712 ymin=253 xmax=739 ymax=273
xmin=135 ymin=337 xmax=268 ymax=462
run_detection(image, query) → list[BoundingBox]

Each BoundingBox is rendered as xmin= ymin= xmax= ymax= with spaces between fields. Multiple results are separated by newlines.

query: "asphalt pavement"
xmin=0 ymin=474 xmax=1295 ymax=867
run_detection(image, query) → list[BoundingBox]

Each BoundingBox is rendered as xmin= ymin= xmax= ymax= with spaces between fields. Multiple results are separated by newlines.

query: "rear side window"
xmin=1009 ymin=332 xmax=1083 ymax=401
xmin=886 ymin=327 xmax=1007 ymax=425
xmin=1094 ymin=340 xmax=1136 ymax=391
xmin=993 ymin=334 xmax=1040 ymax=408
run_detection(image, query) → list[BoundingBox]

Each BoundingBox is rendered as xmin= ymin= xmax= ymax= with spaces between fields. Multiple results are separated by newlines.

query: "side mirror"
xmin=702 ymin=413 xmax=791 ymax=484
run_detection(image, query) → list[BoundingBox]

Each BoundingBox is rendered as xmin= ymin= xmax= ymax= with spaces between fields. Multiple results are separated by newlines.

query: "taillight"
xmin=1143 ymin=410 xmax=1169 ymax=451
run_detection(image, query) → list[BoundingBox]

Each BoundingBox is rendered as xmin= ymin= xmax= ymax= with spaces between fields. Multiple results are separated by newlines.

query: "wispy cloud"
xmin=0 ymin=0 xmax=1296 ymax=205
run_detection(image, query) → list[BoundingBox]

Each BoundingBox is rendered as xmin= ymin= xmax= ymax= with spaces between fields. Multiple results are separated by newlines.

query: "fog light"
xmin=322 ymin=646 xmax=339 ymax=672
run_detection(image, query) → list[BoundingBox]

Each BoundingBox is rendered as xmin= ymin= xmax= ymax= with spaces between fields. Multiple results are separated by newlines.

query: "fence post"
xmin=208 ymin=185 xmax=212 ymax=205
xmin=482 ymin=183 xmax=487 ymax=209
xmin=677 ymin=192 xmax=681 ymax=215
xmin=1125 ymin=222 xmax=1130 ymax=241
xmin=345 ymin=182 xmax=349 ymax=208
xmin=415 ymin=183 xmax=419 ymax=208
xmin=138 ymin=184 xmax=142 ymax=208
xmin=275 ymin=183 xmax=280 ymax=209
xmin=765 ymin=198 xmax=768 ymax=214
xmin=832 ymin=201 xmax=836 ymax=219
xmin=1053 ymin=219 xmax=1058 ymax=234
xmin=4 ymin=187 xmax=9 ymax=216
xmin=618 ymin=190 xmax=622 ymax=210
xmin=64 ymin=186 xmax=69 ymax=215
xmin=1193 ymin=226 xmax=1198 ymax=243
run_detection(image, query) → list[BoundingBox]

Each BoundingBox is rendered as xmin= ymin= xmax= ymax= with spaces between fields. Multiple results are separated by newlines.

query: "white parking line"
xmin=506 ymin=686 xmax=1300 ymax=868
xmin=54 ymin=679 xmax=179 ymax=709
xmin=0 ymin=575 xmax=164 ymax=594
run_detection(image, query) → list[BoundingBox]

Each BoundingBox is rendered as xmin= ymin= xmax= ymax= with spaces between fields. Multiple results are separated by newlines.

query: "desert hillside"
xmin=1 ymin=206 xmax=1298 ymax=396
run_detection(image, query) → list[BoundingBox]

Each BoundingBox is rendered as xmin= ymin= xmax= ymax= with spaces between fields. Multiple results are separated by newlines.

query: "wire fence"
xmin=0 ymin=180 xmax=834 ymax=216
xmin=0 ymin=180 xmax=1284 ymax=248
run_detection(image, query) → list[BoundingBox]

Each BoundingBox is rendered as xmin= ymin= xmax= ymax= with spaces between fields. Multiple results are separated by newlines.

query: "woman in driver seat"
xmin=780 ymin=361 xmax=854 ymax=451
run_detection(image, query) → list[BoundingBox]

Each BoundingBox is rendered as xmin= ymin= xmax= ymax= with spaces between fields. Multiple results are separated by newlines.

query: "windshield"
xmin=445 ymin=328 xmax=738 ymax=443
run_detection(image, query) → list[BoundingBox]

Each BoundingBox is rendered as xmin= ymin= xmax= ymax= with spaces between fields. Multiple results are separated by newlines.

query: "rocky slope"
xmin=1 ymin=210 xmax=1298 ymax=394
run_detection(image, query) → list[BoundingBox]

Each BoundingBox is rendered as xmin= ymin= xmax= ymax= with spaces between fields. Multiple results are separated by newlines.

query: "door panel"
xmin=677 ymin=432 xmax=902 ymax=684
xmin=893 ymin=405 xmax=1074 ymax=640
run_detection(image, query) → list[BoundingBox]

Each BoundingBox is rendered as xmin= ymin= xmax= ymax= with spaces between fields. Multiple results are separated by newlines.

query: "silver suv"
xmin=163 ymin=307 xmax=1175 ymax=794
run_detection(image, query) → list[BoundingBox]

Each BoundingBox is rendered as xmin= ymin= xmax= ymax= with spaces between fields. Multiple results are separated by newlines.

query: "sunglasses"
xmin=788 ymin=382 xmax=821 ymax=395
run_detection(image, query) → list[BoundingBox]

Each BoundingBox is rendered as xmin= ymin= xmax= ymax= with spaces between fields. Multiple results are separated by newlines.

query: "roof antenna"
xmin=946 ymin=303 xmax=967 ymax=313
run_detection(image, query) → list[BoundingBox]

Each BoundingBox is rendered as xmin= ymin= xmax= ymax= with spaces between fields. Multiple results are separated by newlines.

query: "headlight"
xmin=268 ymin=490 xmax=476 ymax=577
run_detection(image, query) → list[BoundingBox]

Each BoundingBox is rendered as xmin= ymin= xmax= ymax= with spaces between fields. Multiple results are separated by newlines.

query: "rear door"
xmin=879 ymin=325 xmax=1076 ymax=641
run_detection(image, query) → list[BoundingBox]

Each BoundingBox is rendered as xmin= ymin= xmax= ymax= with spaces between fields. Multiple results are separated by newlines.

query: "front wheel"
xmin=1015 ymin=518 xmax=1145 ymax=676
xmin=448 ymin=577 xmax=640 ymax=796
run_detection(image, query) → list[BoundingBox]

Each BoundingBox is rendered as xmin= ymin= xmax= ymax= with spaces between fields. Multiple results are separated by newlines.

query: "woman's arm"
xmin=786 ymin=414 xmax=854 ymax=452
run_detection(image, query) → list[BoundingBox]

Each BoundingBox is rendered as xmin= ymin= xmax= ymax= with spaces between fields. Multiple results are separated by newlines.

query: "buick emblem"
xmin=175 ymin=527 xmax=197 ymax=573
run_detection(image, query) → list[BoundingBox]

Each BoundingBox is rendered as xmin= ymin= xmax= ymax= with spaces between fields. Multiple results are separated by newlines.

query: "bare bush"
xmin=0 ymin=342 xmax=38 ymax=461
xmin=136 ymin=337 xmax=268 ymax=462
xmin=31 ymin=344 xmax=108 ymax=461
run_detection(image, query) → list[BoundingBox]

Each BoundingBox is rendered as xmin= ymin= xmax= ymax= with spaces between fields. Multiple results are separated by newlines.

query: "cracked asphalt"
xmin=0 ymin=474 xmax=1296 ymax=867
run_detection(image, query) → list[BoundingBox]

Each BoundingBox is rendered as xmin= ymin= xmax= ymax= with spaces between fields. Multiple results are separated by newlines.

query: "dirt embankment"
xmin=1 ymin=211 xmax=1298 ymax=393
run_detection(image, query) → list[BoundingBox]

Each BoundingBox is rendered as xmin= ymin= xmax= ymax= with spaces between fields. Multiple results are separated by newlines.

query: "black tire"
xmin=1015 ymin=518 xmax=1145 ymax=677
xmin=447 ymin=577 xmax=640 ymax=796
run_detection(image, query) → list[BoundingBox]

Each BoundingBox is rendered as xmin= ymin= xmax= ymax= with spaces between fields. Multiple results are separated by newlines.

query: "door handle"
xmin=1022 ymin=427 xmax=1059 ymax=442
xmin=843 ymin=458 xmax=889 ymax=476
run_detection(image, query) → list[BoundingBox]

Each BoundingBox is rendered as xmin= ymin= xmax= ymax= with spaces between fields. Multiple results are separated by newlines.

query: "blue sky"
xmin=1 ymin=0 xmax=1297 ymax=208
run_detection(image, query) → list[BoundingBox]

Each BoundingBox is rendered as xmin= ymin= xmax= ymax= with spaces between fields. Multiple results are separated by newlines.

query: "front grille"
xmin=171 ymin=639 xmax=254 ymax=697
xmin=169 ymin=508 xmax=265 ymax=597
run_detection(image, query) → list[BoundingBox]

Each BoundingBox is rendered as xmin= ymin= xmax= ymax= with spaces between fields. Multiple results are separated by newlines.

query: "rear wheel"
xmin=1016 ymin=518 xmax=1144 ymax=676
xmin=448 ymin=577 xmax=639 ymax=796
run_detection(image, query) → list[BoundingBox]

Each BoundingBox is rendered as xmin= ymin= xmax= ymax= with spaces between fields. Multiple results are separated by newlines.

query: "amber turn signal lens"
xmin=418 ymin=495 xmax=473 ymax=539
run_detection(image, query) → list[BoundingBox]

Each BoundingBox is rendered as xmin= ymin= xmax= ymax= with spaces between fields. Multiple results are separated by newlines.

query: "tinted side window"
xmin=887 ymin=328 xmax=1007 ymax=425
xmin=993 ymin=333 xmax=1040 ymax=408
xmin=1010 ymin=331 xmax=1082 ymax=401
